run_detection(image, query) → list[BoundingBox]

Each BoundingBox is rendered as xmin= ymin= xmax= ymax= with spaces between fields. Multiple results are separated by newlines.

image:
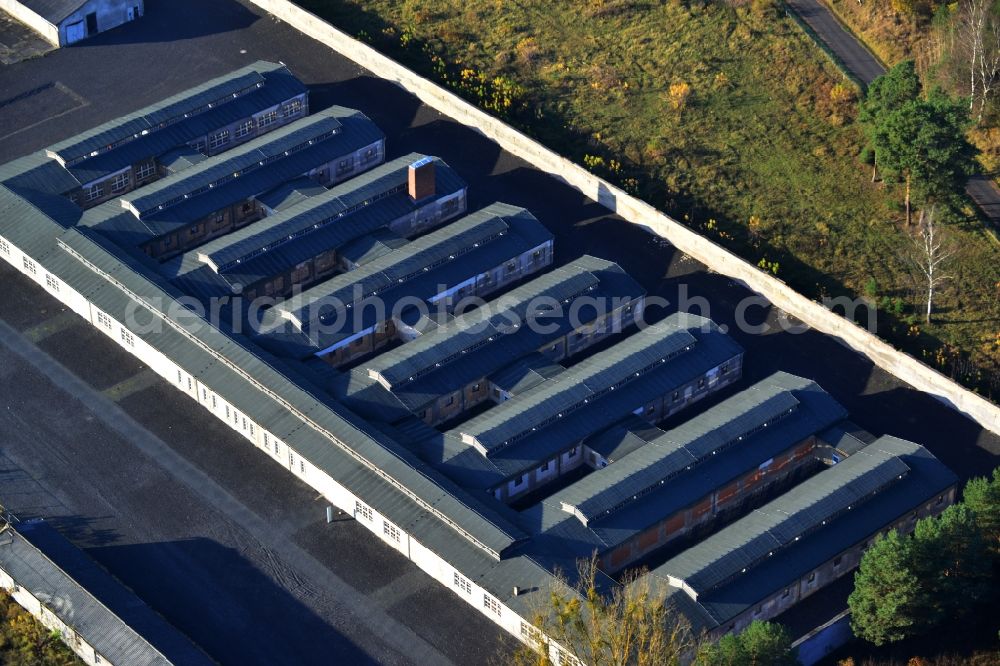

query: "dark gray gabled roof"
xmin=47 ymin=62 xmax=290 ymax=166
xmin=648 ymin=436 xmax=957 ymax=627
xmin=363 ymin=256 xmax=641 ymax=396
xmin=437 ymin=314 xmax=743 ymax=487
xmin=160 ymin=154 xmax=465 ymax=294
xmin=655 ymin=444 xmax=911 ymax=598
xmin=121 ymin=108 xmax=358 ymax=218
xmin=0 ymin=521 xmax=213 ymax=665
xmin=556 ymin=373 xmax=817 ymax=524
xmin=457 ymin=315 xmax=705 ymax=453
xmin=255 ymin=203 xmax=553 ymax=358
xmin=51 ymin=226 xmax=527 ymax=561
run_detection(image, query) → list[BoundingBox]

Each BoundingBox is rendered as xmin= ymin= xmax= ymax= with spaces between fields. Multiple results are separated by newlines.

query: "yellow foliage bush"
xmin=668 ymin=82 xmax=692 ymax=110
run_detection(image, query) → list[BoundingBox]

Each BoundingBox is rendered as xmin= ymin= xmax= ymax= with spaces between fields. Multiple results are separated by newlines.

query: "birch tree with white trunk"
xmin=909 ymin=206 xmax=954 ymax=325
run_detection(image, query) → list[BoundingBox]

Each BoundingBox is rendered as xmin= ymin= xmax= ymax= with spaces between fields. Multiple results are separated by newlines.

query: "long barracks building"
xmin=0 ymin=63 xmax=957 ymax=661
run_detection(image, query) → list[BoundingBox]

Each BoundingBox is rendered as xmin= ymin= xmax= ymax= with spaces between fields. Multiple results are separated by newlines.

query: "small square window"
xmin=383 ymin=521 xmax=401 ymax=543
xmin=85 ymin=183 xmax=104 ymax=201
xmin=454 ymin=572 xmax=472 ymax=594
xmin=258 ymin=110 xmax=278 ymax=128
xmin=208 ymin=129 xmax=230 ymax=150
xmin=234 ymin=120 xmax=254 ymax=139
xmin=111 ymin=171 xmax=130 ymax=193
xmin=136 ymin=162 xmax=155 ymax=180
xmin=355 ymin=501 xmax=373 ymax=522
xmin=483 ymin=594 xmax=502 ymax=617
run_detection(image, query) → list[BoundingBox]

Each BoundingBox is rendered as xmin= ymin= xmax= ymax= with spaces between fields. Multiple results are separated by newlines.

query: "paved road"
xmin=785 ymin=0 xmax=1000 ymax=228
xmin=0 ymin=0 xmax=996 ymax=660
xmin=785 ymin=0 xmax=886 ymax=86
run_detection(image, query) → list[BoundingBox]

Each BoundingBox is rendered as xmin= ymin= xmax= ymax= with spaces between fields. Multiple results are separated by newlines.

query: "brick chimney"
xmin=408 ymin=157 xmax=435 ymax=201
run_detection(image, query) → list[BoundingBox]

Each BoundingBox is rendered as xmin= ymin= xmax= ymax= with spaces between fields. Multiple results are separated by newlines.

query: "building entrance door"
xmin=85 ymin=12 xmax=97 ymax=35
xmin=65 ymin=21 xmax=85 ymax=44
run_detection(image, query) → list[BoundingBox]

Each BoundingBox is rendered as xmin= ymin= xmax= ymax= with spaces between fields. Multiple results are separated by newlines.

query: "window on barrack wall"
xmin=234 ymin=120 xmax=253 ymax=139
xmin=355 ymin=501 xmax=373 ymax=521
xmin=86 ymin=183 xmax=104 ymax=201
xmin=282 ymin=99 xmax=303 ymax=117
xmin=483 ymin=594 xmax=502 ymax=617
xmin=383 ymin=521 xmax=401 ymax=543
xmin=258 ymin=110 xmax=278 ymax=128
xmin=208 ymin=129 xmax=230 ymax=151
xmin=453 ymin=572 xmax=472 ymax=595
xmin=22 ymin=257 xmax=35 ymax=274
xmin=135 ymin=162 xmax=155 ymax=180
xmin=0 ymin=238 xmax=8 ymax=255
xmin=111 ymin=172 xmax=130 ymax=193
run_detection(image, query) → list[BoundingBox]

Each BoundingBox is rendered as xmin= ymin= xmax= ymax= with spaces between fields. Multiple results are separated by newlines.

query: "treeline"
xmin=848 ymin=468 xmax=1000 ymax=646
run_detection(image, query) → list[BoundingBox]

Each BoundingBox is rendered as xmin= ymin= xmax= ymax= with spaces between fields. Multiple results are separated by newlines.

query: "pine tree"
xmin=963 ymin=468 xmax=1000 ymax=555
xmin=693 ymin=621 xmax=797 ymax=666
xmin=848 ymin=531 xmax=923 ymax=645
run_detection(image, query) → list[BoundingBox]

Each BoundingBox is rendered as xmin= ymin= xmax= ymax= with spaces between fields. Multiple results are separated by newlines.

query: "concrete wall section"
xmin=242 ymin=0 xmax=1000 ymax=438
xmin=0 ymin=0 xmax=59 ymax=45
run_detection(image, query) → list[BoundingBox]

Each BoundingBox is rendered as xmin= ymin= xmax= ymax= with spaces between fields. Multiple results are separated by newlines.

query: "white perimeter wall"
xmin=0 ymin=0 xmax=59 ymax=45
xmin=240 ymin=0 xmax=1000 ymax=438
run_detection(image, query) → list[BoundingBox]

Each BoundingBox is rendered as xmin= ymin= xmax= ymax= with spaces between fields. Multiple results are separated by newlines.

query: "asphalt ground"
xmin=0 ymin=0 xmax=998 ymax=662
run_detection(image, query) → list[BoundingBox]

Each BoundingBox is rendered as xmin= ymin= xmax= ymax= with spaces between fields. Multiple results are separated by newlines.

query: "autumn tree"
xmin=512 ymin=557 xmax=694 ymax=666
xmin=959 ymin=0 xmax=1000 ymax=122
